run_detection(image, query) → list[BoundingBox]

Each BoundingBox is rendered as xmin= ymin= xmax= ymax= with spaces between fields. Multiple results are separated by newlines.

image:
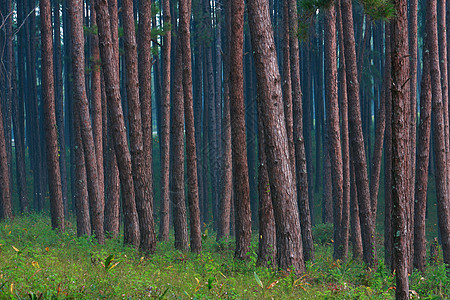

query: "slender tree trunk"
xmin=74 ymin=99 xmax=91 ymax=236
xmin=122 ymin=0 xmax=156 ymax=253
xmin=384 ymin=23 xmax=393 ymax=270
xmin=53 ymin=0 xmax=68 ymax=216
xmin=340 ymin=0 xmax=376 ymax=267
xmin=428 ymin=0 xmax=450 ymax=267
xmin=391 ymin=0 xmax=410 ymax=296
xmin=179 ymin=0 xmax=202 ymax=253
xmin=413 ymin=35 xmax=431 ymax=273
xmin=95 ymin=0 xmax=140 ymax=247
xmin=247 ymin=0 xmax=305 ymax=273
xmin=408 ymin=0 xmax=418 ymax=272
xmin=230 ymin=0 xmax=252 ymax=260
xmin=289 ymin=0 xmax=314 ymax=261
xmin=217 ymin=0 xmax=232 ymax=241
xmin=70 ymin=0 xmax=104 ymax=243
xmin=336 ymin=0 xmax=350 ymax=259
xmin=90 ymin=5 xmax=104 ymax=218
xmin=159 ymin=0 xmax=172 ymax=241
xmin=324 ymin=4 xmax=344 ymax=260
xmin=40 ymin=0 xmax=64 ymax=231
xmin=171 ymin=40 xmax=189 ymax=251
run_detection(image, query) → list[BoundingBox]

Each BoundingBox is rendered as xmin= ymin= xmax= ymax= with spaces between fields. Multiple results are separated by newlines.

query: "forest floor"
xmin=0 ymin=214 xmax=448 ymax=299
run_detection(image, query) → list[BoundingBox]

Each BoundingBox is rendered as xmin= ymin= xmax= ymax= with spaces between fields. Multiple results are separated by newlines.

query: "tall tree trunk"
xmin=217 ymin=0 xmax=232 ymax=241
xmin=230 ymin=0 xmax=252 ymax=260
xmin=324 ymin=4 xmax=344 ymax=260
xmin=95 ymin=0 xmax=140 ymax=247
xmin=159 ymin=0 xmax=172 ymax=241
xmin=179 ymin=0 xmax=202 ymax=253
xmin=70 ymin=0 xmax=104 ymax=243
xmin=247 ymin=0 xmax=305 ymax=273
xmin=53 ymin=0 xmax=68 ymax=216
xmin=10 ymin=17 xmax=28 ymax=213
xmin=336 ymin=0 xmax=350 ymax=259
xmin=122 ymin=0 xmax=156 ymax=253
xmin=171 ymin=40 xmax=189 ymax=251
xmin=408 ymin=0 xmax=418 ymax=272
xmin=90 ymin=4 xmax=105 ymax=219
xmin=384 ymin=23 xmax=393 ymax=270
xmin=428 ymin=0 xmax=450 ymax=267
xmin=340 ymin=0 xmax=376 ymax=267
xmin=289 ymin=0 xmax=314 ymax=262
xmin=40 ymin=0 xmax=65 ymax=231
xmin=391 ymin=0 xmax=410 ymax=296
xmin=413 ymin=35 xmax=431 ymax=273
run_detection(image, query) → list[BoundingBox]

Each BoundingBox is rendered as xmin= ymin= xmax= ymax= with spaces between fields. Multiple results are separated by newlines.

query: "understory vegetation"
xmin=0 ymin=214 xmax=448 ymax=299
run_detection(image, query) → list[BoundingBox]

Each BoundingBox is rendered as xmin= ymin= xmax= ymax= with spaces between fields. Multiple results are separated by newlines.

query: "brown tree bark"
xmin=171 ymin=40 xmax=189 ymax=251
xmin=74 ymin=102 xmax=91 ymax=237
xmin=0 ymin=89 xmax=12 ymax=219
xmin=53 ymin=0 xmax=68 ymax=215
xmin=289 ymin=0 xmax=314 ymax=262
xmin=122 ymin=0 xmax=156 ymax=253
xmin=408 ymin=0 xmax=418 ymax=272
xmin=413 ymin=34 xmax=431 ymax=273
xmin=89 ymin=4 xmax=105 ymax=217
xmin=350 ymin=164 xmax=363 ymax=259
xmin=340 ymin=0 xmax=376 ymax=267
xmin=230 ymin=0 xmax=252 ymax=260
xmin=159 ymin=0 xmax=172 ymax=241
xmin=179 ymin=0 xmax=202 ymax=253
xmin=384 ymin=23 xmax=394 ymax=270
xmin=40 ymin=0 xmax=65 ymax=231
xmin=247 ymin=0 xmax=305 ymax=273
xmin=336 ymin=0 xmax=350 ymax=259
xmin=95 ymin=0 xmax=140 ymax=247
xmin=428 ymin=0 xmax=450 ymax=267
xmin=69 ymin=0 xmax=104 ymax=243
xmin=324 ymin=4 xmax=344 ymax=260
xmin=217 ymin=0 xmax=232 ymax=241
xmin=256 ymin=104 xmax=277 ymax=268
xmin=391 ymin=0 xmax=411 ymax=296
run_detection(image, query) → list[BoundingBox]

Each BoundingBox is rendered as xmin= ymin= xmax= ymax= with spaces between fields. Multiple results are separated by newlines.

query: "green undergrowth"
xmin=0 ymin=215 xmax=448 ymax=299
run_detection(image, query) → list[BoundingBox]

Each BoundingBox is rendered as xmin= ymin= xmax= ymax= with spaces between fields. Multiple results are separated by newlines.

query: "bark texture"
xmin=247 ymin=0 xmax=305 ymax=273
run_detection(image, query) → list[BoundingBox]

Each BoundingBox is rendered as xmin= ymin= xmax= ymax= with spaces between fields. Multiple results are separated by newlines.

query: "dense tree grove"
xmin=1 ymin=0 xmax=450 ymax=296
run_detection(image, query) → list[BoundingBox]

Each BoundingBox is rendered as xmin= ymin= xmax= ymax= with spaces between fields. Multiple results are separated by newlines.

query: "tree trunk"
xmin=230 ymin=0 xmax=252 ymax=260
xmin=384 ymin=23 xmax=393 ymax=270
xmin=70 ymin=0 xmax=105 ymax=243
xmin=413 ymin=34 xmax=431 ymax=273
xmin=289 ymin=0 xmax=314 ymax=262
xmin=89 ymin=4 xmax=104 ymax=219
xmin=428 ymin=0 xmax=450 ymax=267
xmin=217 ymin=0 xmax=232 ymax=241
xmin=53 ymin=0 xmax=68 ymax=216
xmin=159 ymin=0 xmax=172 ymax=242
xmin=95 ymin=0 xmax=140 ymax=247
xmin=336 ymin=0 xmax=350 ymax=259
xmin=324 ymin=4 xmax=344 ymax=260
xmin=391 ymin=0 xmax=411 ymax=296
xmin=122 ymin=0 xmax=156 ymax=253
xmin=74 ymin=99 xmax=91 ymax=237
xmin=40 ymin=0 xmax=65 ymax=231
xmin=171 ymin=39 xmax=189 ymax=251
xmin=179 ymin=0 xmax=202 ymax=253
xmin=256 ymin=104 xmax=277 ymax=268
xmin=340 ymin=0 xmax=376 ymax=267
xmin=247 ymin=0 xmax=305 ymax=273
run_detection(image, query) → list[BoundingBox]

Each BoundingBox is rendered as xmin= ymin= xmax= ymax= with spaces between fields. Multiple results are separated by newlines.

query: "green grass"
xmin=0 ymin=215 xmax=448 ymax=299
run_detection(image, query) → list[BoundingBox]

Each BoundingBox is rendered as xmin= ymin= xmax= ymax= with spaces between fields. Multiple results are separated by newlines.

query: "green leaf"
xmin=254 ymin=272 xmax=263 ymax=289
